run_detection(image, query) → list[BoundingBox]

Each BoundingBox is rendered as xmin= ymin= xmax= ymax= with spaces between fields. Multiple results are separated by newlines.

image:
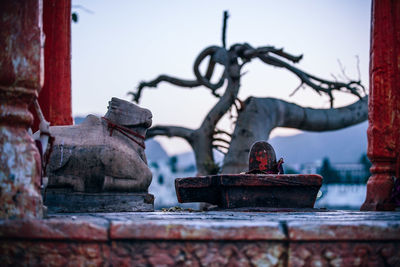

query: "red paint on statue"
xmin=361 ymin=0 xmax=400 ymax=211
xmin=32 ymin=0 xmax=72 ymax=132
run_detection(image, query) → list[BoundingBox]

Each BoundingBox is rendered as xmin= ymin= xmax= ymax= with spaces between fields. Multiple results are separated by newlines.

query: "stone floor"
xmin=1 ymin=210 xmax=400 ymax=266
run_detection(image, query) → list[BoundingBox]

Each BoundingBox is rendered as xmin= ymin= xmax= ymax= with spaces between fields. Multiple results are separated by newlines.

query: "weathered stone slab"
xmin=288 ymin=220 xmax=400 ymax=241
xmin=110 ymin=220 xmax=286 ymax=240
xmin=1 ymin=211 xmax=400 ymax=266
xmin=45 ymin=189 xmax=154 ymax=213
xmin=0 ymin=216 xmax=108 ymax=241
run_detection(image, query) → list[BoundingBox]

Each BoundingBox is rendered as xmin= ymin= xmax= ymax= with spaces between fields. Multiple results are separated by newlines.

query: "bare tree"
xmin=129 ymin=11 xmax=367 ymax=175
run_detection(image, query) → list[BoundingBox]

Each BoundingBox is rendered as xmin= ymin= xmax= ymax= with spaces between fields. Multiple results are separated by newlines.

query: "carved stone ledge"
xmin=361 ymin=157 xmax=396 ymax=211
xmin=0 ymin=241 xmax=287 ymax=267
xmin=289 ymin=242 xmax=400 ymax=267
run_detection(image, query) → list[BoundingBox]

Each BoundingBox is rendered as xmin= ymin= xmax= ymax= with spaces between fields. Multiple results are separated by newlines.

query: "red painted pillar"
xmin=361 ymin=0 xmax=400 ymax=211
xmin=0 ymin=0 xmax=44 ymax=218
xmin=32 ymin=0 xmax=72 ymax=131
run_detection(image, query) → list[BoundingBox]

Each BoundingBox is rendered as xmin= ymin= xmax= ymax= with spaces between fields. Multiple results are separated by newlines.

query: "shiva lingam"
xmin=175 ymin=141 xmax=322 ymax=209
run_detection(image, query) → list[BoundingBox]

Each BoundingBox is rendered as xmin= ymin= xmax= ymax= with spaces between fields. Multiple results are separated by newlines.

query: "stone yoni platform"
xmin=0 ymin=211 xmax=399 ymax=266
xmin=175 ymin=174 xmax=322 ymax=209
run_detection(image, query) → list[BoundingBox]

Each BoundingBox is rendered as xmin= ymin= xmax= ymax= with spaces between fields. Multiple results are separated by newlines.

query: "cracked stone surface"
xmin=1 ymin=211 xmax=400 ymax=266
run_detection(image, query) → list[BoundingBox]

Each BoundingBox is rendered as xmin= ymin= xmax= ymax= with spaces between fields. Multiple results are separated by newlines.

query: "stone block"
xmin=45 ymin=189 xmax=154 ymax=213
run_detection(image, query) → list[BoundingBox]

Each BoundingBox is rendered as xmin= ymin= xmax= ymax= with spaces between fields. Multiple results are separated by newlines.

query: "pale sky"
xmin=71 ymin=0 xmax=371 ymax=155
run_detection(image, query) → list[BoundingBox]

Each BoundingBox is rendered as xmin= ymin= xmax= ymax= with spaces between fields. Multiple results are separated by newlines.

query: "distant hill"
xmin=270 ymin=121 xmax=368 ymax=165
xmin=166 ymin=121 xmax=368 ymax=168
xmin=145 ymin=139 xmax=169 ymax=162
xmin=73 ymin=116 xmax=86 ymax=125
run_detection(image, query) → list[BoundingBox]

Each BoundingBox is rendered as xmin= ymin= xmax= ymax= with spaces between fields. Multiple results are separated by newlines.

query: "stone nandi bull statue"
xmin=37 ymin=98 xmax=154 ymax=212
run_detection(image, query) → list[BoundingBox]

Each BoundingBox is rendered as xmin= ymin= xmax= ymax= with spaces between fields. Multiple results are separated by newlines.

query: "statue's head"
xmin=104 ymin=97 xmax=152 ymax=128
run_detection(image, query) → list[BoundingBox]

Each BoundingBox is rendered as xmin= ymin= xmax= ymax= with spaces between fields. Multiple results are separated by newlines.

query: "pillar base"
xmin=0 ymin=125 xmax=43 ymax=219
xmin=361 ymin=171 xmax=396 ymax=211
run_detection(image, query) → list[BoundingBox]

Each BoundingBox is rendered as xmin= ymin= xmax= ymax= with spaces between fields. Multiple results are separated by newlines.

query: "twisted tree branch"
xmin=146 ymin=125 xmax=194 ymax=142
xmin=222 ymin=11 xmax=229 ymax=48
xmin=238 ymin=43 xmax=365 ymax=107
xmin=213 ymin=144 xmax=230 ymax=151
xmin=128 ymin=75 xmax=202 ymax=103
xmin=130 ymin=45 xmax=228 ymax=103
xmin=193 ymin=46 xmax=226 ymax=94
xmin=214 ymin=129 xmax=232 ymax=137
xmin=213 ymin=137 xmax=231 ymax=145
xmin=241 ymin=44 xmax=303 ymax=63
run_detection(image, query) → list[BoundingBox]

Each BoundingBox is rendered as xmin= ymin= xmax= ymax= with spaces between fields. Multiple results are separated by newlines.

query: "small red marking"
xmin=255 ymin=151 xmax=268 ymax=171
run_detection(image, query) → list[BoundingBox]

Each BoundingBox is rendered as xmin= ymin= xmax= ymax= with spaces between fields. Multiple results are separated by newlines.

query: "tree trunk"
xmin=195 ymin=71 xmax=240 ymax=175
xmin=222 ymin=96 xmax=368 ymax=174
